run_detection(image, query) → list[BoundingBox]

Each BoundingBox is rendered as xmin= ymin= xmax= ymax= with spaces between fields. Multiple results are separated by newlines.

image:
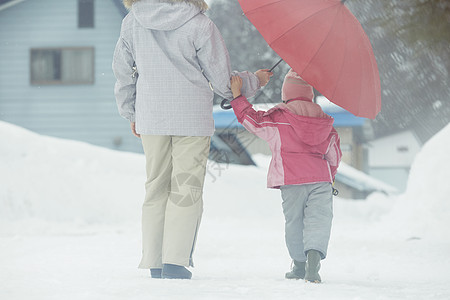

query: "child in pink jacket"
xmin=230 ymin=69 xmax=342 ymax=283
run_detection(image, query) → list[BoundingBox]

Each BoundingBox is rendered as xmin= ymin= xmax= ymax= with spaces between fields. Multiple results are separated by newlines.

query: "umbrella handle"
xmin=220 ymin=59 xmax=284 ymax=110
xmin=220 ymin=98 xmax=232 ymax=110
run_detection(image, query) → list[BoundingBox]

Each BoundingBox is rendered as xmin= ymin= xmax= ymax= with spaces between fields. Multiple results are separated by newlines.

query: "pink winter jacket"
xmin=231 ymin=96 xmax=342 ymax=189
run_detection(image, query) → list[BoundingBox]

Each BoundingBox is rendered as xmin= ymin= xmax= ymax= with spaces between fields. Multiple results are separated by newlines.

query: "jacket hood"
xmin=266 ymin=102 xmax=334 ymax=146
xmin=124 ymin=0 xmax=208 ymax=31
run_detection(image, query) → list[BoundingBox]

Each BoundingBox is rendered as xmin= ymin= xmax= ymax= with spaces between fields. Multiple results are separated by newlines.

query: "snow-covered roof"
xmin=315 ymin=96 xmax=346 ymax=113
xmin=336 ymin=162 xmax=399 ymax=194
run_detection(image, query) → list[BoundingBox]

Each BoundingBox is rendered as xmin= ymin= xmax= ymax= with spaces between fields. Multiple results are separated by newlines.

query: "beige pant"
xmin=139 ymin=135 xmax=210 ymax=269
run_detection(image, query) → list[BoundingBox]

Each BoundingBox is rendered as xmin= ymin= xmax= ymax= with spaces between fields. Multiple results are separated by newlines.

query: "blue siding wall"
xmin=0 ymin=0 xmax=143 ymax=153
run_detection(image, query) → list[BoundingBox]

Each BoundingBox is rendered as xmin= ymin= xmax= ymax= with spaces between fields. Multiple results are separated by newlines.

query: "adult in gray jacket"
xmin=113 ymin=0 xmax=272 ymax=279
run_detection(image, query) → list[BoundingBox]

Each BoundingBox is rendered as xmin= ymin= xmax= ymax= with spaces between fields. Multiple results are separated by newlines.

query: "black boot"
xmin=150 ymin=268 xmax=162 ymax=279
xmin=285 ymin=260 xmax=306 ymax=280
xmin=162 ymin=264 xmax=192 ymax=279
xmin=304 ymin=250 xmax=321 ymax=283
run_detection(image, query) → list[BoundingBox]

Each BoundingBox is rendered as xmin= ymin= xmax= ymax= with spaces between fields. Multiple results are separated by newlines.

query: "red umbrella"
xmin=238 ymin=0 xmax=381 ymax=119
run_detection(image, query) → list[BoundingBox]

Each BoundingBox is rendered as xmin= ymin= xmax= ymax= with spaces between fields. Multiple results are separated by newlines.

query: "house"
xmin=0 ymin=0 xmax=142 ymax=153
xmin=367 ymin=130 xmax=422 ymax=192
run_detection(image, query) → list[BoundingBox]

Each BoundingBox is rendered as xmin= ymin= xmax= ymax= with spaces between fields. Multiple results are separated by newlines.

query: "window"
xmin=397 ymin=146 xmax=409 ymax=153
xmin=78 ymin=0 xmax=94 ymax=28
xmin=30 ymin=47 xmax=95 ymax=85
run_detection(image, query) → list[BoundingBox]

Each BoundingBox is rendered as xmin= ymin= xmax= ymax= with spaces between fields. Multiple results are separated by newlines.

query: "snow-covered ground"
xmin=1 ymin=120 xmax=450 ymax=300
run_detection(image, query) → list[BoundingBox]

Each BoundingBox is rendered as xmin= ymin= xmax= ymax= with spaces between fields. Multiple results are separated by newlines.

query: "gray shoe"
xmin=285 ymin=260 xmax=306 ymax=280
xmin=305 ymin=250 xmax=322 ymax=283
xmin=150 ymin=268 xmax=162 ymax=279
xmin=162 ymin=264 xmax=192 ymax=280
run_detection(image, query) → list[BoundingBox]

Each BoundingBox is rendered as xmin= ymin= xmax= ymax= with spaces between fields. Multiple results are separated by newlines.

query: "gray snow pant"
xmin=280 ymin=183 xmax=333 ymax=262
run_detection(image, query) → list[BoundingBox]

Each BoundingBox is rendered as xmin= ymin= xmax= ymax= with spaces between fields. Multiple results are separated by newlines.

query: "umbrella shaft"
xmin=269 ymin=59 xmax=284 ymax=72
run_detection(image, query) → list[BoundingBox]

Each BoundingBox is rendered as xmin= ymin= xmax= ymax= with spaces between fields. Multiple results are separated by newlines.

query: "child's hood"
xmin=130 ymin=0 xmax=205 ymax=31
xmin=266 ymin=102 xmax=334 ymax=146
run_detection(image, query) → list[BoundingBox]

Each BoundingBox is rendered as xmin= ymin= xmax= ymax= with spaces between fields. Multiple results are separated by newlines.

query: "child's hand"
xmin=255 ymin=69 xmax=273 ymax=87
xmin=230 ymin=76 xmax=243 ymax=99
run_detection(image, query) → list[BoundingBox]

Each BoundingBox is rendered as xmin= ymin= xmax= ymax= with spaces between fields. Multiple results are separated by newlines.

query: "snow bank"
xmin=405 ymin=124 xmax=450 ymax=217
xmin=374 ymin=123 xmax=450 ymax=240
xmin=0 ymin=121 xmax=144 ymax=227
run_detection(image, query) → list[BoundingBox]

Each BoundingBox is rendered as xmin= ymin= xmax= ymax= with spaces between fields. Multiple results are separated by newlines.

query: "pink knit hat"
xmin=281 ymin=69 xmax=314 ymax=102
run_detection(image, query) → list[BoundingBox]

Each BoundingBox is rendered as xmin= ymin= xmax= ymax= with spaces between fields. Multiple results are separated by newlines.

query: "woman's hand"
xmin=255 ymin=69 xmax=273 ymax=87
xmin=230 ymin=76 xmax=243 ymax=99
xmin=130 ymin=122 xmax=141 ymax=138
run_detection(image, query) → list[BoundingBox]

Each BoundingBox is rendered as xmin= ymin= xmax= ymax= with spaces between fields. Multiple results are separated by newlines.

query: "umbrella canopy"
xmin=238 ymin=0 xmax=381 ymax=119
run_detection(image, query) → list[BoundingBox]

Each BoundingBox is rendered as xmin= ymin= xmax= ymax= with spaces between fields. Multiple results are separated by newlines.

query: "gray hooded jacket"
xmin=113 ymin=0 xmax=260 ymax=136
